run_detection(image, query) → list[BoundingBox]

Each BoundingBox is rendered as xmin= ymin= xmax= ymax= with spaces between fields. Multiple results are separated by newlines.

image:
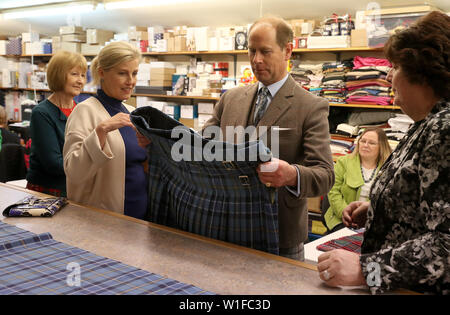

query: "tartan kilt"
xmin=131 ymin=107 xmax=279 ymax=255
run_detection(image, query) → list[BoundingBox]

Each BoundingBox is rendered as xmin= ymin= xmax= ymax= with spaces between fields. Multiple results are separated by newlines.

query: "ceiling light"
xmin=1 ymin=1 xmax=97 ymax=19
xmin=105 ymin=0 xmax=198 ymax=10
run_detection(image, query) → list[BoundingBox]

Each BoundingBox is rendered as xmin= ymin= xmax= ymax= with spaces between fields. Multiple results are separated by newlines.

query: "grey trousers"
xmin=279 ymin=243 xmax=305 ymax=261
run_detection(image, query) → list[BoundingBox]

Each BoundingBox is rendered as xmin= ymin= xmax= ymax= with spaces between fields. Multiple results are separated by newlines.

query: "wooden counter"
xmin=0 ymin=183 xmax=369 ymax=295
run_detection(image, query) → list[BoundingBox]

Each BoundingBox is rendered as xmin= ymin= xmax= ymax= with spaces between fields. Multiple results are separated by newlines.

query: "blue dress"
xmin=95 ymin=89 xmax=148 ymax=219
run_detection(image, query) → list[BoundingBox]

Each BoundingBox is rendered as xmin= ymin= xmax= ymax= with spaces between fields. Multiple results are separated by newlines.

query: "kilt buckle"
xmin=222 ymin=161 xmax=235 ymax=170
xmin=239 ymin=175 xmax=250 ymax=186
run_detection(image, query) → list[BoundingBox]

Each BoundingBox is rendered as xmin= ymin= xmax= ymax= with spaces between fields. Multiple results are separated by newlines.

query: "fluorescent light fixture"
xmin=2 ymin=1 xmax=97 ymax=19
xmin=105 ymin=0 xmax=198 ymax=10
xmin=0 ymin=1 xmax=73 ymax=10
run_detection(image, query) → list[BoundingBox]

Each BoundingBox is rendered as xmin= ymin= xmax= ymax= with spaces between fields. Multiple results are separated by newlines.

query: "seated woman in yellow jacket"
xmin=324 ymin=127 xmax=392 ymax=232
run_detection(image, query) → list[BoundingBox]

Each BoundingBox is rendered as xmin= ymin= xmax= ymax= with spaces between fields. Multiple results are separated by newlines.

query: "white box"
xmin=198 ymin=102 xmax=214 ymax=114
xmin=181 ymin=105 xmax=198 ymax=119
xmin=136 ymin=96 xmax=151 ymax=108
xmin=208 ymin=37 xmax=218 ymax=51
xmin=0 ymin=41 xmax=7 ymax=55
xmin=219 ymin=37 xmax=234 ymax=51
xmin=156 ymin=39 xmax=167 ymax=52
xmin=150 ymin=62 xmax=176 ymax=69
xmin=194 ymin=27 xmax=209 ymax=51
xmin=22 ymin=32 xmax=39 ymax=43
xmin=307 ymin=35 xmax=350 ymax=48
xmin=301 ymin=22 xmax=313 ymax=34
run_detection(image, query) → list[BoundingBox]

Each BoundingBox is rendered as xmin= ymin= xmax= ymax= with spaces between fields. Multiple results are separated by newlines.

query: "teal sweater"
xmin=26 ymin=99 xmax=69 ymax=194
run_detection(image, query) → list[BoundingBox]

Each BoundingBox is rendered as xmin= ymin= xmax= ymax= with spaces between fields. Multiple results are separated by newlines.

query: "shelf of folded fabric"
xmin=329 ymin=102 xmax=400 ymax=110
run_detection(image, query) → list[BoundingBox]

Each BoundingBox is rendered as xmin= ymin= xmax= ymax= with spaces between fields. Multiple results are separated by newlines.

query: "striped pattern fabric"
xmin=316 ymin=232 xmax=364 ymax=254
xmin=0 ymin=221 xmax=213 ymax=295
xmin=130 ymin=106 xmax=279 ymax=255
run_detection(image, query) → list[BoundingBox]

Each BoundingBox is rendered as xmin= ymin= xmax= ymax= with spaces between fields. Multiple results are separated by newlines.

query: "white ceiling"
xmin=0 ymin=0 xmax=448 ymax=37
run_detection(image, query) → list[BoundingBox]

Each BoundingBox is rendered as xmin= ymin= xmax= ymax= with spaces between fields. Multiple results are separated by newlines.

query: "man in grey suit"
xmin=203 ymin=16 xmax=335 ymax=261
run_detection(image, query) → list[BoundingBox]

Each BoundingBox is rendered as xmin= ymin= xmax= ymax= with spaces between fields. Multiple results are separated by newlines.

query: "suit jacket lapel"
xmin=232 ymin=84 xmax=258 ymax=127
xmin=257 ymin=75 xmax=295 ymax=128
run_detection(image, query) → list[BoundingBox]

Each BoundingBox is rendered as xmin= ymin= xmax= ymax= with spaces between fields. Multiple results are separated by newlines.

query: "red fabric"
xmin=59 ymin=101 xmax=77 ymax=117
xmin=353 ymin=56 xmax=392 ymax=69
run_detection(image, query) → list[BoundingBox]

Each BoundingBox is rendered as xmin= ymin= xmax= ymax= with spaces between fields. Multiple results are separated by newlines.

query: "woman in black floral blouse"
xmin=317 ymin=11 xmax=449 ymax=294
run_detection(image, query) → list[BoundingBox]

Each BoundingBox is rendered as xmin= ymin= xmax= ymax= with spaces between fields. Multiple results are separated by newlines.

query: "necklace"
xmin=360 ymin=165 xmax=376 ymax=183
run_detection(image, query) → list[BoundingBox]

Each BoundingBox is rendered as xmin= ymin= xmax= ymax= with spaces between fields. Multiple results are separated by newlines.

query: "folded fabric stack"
xmin=321 ymin=60 xmax=353 ymax=104
xmin=291 ymin=63 xmax=324 ymax=96
xmin=345 ymin=56 xmax=392 ymax=106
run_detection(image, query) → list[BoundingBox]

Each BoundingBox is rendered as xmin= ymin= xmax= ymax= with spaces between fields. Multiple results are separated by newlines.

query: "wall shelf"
xmin=1 ymin=87 xmax=399 ymax=109
xmin=1 ymin=46 xmax=384 ymax=59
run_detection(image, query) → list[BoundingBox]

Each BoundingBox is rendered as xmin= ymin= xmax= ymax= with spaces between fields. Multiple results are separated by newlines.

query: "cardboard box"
xmin=307 ymin=197 xmax=322 ymax=213
xmin=150 ymin=79 xmax=172 ymax=87
xmin=62 ymin=34 xmax=86 ymax=43
xmin=129 ymin=26 xmax=148 ymax=32
xmin=81 ymin=43 xmax=102 ymax=55
xmin=179 ymin=118 xmax=199 ymax=129
xmin=151 ymin=73 xmax=175 ymax=81
xmin=86 ymin=29 xmax=114 ymax=45
xmin=174 ymin=36 xmax=187 ymax=51
xmin=167 ymin=37 xmax=175 ymax=52
xmin=60 ymin=42 xmax=81 ymax=53
xmin=129 ymin=31 xmax=148 ymax=41
xmin=59 ymin=25 xmax=84 ymax=35
xmin=351 ymin=29 xmax=368 ymax=47
xmin=290 ymin=19 xmax=304 ymax=37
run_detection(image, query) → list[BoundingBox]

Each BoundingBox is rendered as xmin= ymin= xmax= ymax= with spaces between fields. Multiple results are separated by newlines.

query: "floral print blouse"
xmin=360 ymin=99 xmax=449 ymax=294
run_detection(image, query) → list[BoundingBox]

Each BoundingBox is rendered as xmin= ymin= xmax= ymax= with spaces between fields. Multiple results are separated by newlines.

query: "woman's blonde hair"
xmin=90 ymin=41 xmax=142 ymax=85
xmin=46 ymin=50 xmax=87 ymax=92
xmin=352 ymin=127 xmax=392 ymax=166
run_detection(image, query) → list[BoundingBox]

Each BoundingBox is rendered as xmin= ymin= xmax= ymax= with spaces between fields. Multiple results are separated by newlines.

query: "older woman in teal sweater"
xmin=324 ymin=128 xmax=392 ymax=232
xmin=26 ymin=51 xmax=87 ymax=197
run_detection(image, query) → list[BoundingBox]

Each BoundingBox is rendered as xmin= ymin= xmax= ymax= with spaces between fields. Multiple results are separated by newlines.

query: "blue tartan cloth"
xmin=0 ymin=221 xmax=213 ymax=295
xmin=130 ymin=106 xmax=279 ymax=255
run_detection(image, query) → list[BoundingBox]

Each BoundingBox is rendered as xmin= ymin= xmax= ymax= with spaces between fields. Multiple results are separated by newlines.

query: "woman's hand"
xmin=317 ymin=249 xmax=367 ymax=287
xmin=342 ymin=201 xmax=369 ymax=229
xmin=95 ymin=113 xmax=134 ymax=149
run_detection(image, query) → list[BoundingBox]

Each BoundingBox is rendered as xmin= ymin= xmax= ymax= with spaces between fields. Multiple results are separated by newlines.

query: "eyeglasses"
xmin=359 ymin=139 xmax=379 ymax=146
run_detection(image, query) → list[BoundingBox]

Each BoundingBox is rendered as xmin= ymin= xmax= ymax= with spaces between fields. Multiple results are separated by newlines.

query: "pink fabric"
xmin=353 ymin=56 xmax=392 ymax=69
xmin=345 ymin=95 xmax=391 ymax=105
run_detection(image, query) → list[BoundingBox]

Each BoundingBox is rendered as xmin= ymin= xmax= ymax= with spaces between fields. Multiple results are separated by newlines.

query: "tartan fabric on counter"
xmin=131 ymin=106 xmax=279 ymax=255
xmin=316 ymin=232 xmax=364 ymax=254
xmin=0 ymin=221 xmax=214 ymax=295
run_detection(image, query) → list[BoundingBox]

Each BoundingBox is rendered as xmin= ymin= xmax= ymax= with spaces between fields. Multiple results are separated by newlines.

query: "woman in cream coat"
xmin=63 ymin=41 xmax=148 ymax=219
